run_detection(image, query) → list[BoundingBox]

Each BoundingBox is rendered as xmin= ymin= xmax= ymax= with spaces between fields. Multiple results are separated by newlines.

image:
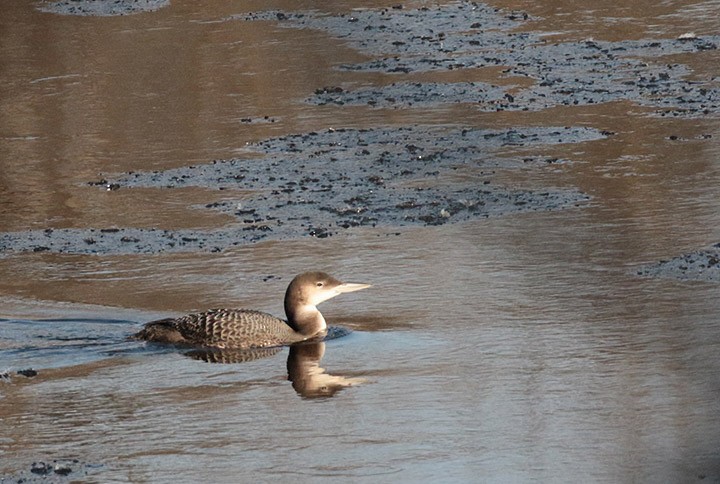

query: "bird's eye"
xmin=316 ymin=282 xmax=324 ymax=287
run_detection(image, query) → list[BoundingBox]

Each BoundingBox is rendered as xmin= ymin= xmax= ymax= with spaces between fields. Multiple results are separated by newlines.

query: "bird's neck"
xmin=286 ymin=304 xmax=327 ymax=337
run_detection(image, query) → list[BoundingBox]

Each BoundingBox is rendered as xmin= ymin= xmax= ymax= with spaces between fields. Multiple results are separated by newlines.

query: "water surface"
xmin=1 ymin=0 xmax=719 ymax=482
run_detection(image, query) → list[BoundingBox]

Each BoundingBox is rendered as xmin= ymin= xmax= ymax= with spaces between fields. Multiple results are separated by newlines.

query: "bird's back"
xmin=133 ymin=309 xmax=304 ymax=349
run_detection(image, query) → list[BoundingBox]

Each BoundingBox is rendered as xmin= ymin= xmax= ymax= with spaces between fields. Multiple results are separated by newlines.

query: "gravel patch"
xmin=238 ymin=3 xmax=720 ymax=117
xmin=636 ymin=244 xmax=720 ymax=283
xmin=0 ymin=125 xmax=607 ymax=255
xmin=37 ymin=0 xmax=169 ymax=16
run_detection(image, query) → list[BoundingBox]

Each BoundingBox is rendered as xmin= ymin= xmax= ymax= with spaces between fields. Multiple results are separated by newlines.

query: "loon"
xmin=132 ymin=272 xmax=370 ymax=349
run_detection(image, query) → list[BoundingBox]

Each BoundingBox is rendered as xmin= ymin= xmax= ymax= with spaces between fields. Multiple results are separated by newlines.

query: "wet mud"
xmin=241 ymin=4 xmax=719 ymax=117
xmin=0 ymin=459 xmax=96 ymax=483
xmin=36 ymin=0 xmax=169 ymax=16
xmin=0 ymin=125 xmax=605 ymax=255
xmin=5 ymin=0 xmax=718 ymax=278
xmin=0 ymin=369 xmax=38 ymax=383
xmin=312 ymin=82 xmax=510 ymax=109
xmin=636 ymin=243 xmax=720 ymax=282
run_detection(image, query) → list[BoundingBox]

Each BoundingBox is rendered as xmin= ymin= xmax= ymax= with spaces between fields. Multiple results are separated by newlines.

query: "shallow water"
xmin=1 ymin=0 xmax=720 ymax=482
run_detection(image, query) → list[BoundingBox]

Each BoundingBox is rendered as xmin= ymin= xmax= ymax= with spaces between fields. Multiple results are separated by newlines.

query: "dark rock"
xmin=16 ymin=369 xmax=38 ymax=377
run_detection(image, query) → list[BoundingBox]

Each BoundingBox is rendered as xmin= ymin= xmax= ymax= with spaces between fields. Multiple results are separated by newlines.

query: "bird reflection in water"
xmin=185 ymin=346 xmax=283 ymax=363
xmin=286 ymin=342 xmax=366 ymax=398
xmin=185 ymin=329 xmax=366 ymax=398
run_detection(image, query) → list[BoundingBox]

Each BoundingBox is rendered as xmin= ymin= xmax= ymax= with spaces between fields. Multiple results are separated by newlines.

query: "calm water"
xmin=1 ymin=0 xmax=720 ymax=482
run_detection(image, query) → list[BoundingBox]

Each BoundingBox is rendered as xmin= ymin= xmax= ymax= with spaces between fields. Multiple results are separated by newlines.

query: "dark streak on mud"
xmin=0 ymin=125 xmax=605 ymax=255
xmin=636 ymin=244 xmax=720 ymax=283
xmin=312 ymin=82 xmax=510 ymax=109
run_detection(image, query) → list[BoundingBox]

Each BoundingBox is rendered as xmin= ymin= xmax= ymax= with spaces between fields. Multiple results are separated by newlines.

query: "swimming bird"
xmin=132 ymin=272 xmax=370 ymax=349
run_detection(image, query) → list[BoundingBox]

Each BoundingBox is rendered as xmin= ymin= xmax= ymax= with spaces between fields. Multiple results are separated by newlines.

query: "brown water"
xmin=1 ymin=0 xmax=720 ymax=482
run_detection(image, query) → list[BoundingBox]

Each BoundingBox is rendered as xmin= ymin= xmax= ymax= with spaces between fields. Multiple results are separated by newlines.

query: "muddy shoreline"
xmin=36 ymin=0 xmax=169 ymax=16
xmin=0 ymin=459 xmax=93 ymax=482
xmin=9 ymin=0 xmax=719 ymax=269
xmin=636 ymin=243 xmax=720 ymax=282
xmin=250 ymin=4 xmax=720 ymax=117
xmin=0 ymin=125 xmax=603 ymax=255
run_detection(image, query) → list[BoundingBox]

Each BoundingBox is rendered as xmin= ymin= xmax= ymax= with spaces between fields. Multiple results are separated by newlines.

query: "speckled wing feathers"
xmin=140 ymin=309 xmax=303 ymax=349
